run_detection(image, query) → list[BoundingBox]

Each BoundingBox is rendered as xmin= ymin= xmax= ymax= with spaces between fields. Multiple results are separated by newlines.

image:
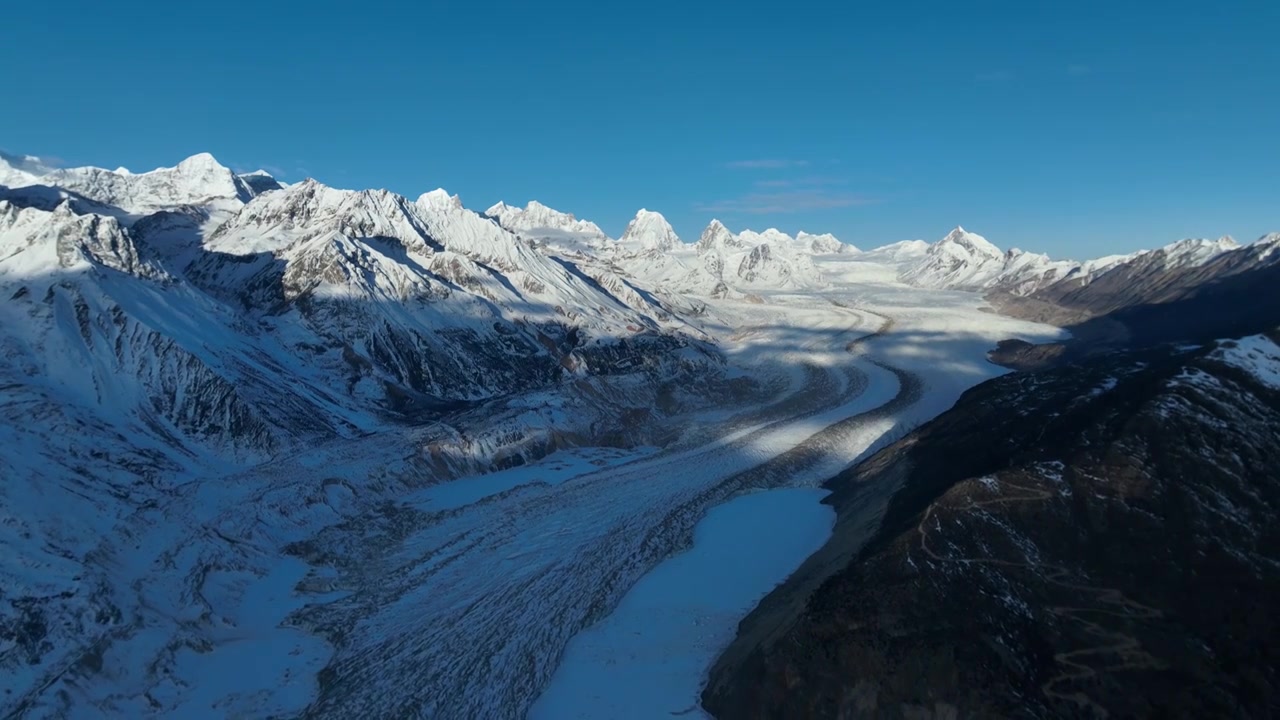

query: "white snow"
xmin=1212 ymin=334 xmax=1280 ymax=389
xmin=0 ymin=150 xmax=57 ymax=187
xmin=895 ymin=227 xmax=1258 ymax=298
xmin=1089 ymin=377 xmax=1120 ymax=397
xmin=7 ymin=146 xmax=1232 ymax=720
xmin=528 ymin=488 xmax=834 ymax=720
xmin=617 ymin=208 xmax=682 ymax=255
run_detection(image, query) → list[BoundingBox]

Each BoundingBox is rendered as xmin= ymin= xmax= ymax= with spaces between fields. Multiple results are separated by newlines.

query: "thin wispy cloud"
xmin=725 ymin=159 xmax=811 ymax=169
xmin=753 ymin=176 xmax=847 ymax=189
xmin=696 ymin=190 xmax=879 ymax=215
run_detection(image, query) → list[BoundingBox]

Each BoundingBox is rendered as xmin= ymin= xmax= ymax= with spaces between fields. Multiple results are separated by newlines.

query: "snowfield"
xmin=0 ymin=151 xmax=1072 ymax=719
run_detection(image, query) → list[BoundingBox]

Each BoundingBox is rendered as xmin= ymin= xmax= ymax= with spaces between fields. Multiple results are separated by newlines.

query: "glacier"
xmin=8 ymin=148 xmax=1264 ymax=718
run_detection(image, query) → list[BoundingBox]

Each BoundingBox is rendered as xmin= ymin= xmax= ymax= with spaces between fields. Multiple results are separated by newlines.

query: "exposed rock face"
xmin=703 ymin=336 xmax=1280 ymax=719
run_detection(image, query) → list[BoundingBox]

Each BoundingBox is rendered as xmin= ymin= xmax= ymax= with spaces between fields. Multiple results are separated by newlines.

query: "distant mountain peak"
xmin=937 ymin=226 xmax=1002 ymax=257
xmin=619 ymin=208 xmax=680 ymax=253
xmin=797 ymin=231 xmax=853 ymax=254
xmin=696 ymin=218 xmax=739 ymax=254
xmin=484 ymin=199 xmax=607 ymax=249
xmin=418 ymin=188 xmax=464 ymax=211
xmin=174 ymin=152 xmax=226 ymax=173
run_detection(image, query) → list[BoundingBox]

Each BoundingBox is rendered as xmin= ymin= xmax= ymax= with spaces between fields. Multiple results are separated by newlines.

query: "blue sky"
xmin=3 ymin=0 xmax=1277 ymax=257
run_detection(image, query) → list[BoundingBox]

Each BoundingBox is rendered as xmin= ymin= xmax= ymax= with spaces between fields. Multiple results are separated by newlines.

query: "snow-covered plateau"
xmin=4 ymin=150 xmax=1271 ymax=719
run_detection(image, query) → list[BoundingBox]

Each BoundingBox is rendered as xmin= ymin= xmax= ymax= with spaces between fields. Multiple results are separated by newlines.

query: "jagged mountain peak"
xmin=902 ymin=227 xmax=1067 ymax=293
xmin=31 ymin=151 xmax=252 ymax=216
xmin=205 ymin=179 xmax=435 ymax=256
xmin=525 ymin=199 xmax=563 ymax=214
xmin=797 ymin=231 xmax=853 ymax=254
xmin=619 ymin=208 xmax=680 ymax=254
xmin=418 ymin=188 xmax=464 ymax=211
xmin=696 ymin=218 xmax=740 ymax=254
xmin=236 ymin=169 xmax=284 ymax=196
xmin=487 ymin=199 xmax=577 ymax=222
xmin=0 ymin=198 xmax=161 ymax=280
xmin=1255 ymin=232 xmax=1280 ymax=255
xmin=173 ymin=151 xmax=226 ymax=174
xmin=1155 ymin=236 xmax=1241 ymax=265
xmin=936 ymin=226 xmax=1002 ymax=257
xmin=739 ymin=228 xmax=793 ymax=245
xmin=485 ymin=199 xmax=607 ymax=242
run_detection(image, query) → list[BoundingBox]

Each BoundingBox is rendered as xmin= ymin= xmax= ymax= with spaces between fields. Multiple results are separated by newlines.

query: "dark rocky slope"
xmin=989 ymin=238 xmax=1280 ymax=370
xmin=703 ymin=337 xmax=1280 ymax=719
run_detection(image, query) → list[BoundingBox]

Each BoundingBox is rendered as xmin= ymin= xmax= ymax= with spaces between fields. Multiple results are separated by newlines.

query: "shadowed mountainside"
xmin=703 ymin=335 xmax=1280 ymax=718
xmin=990 ymin=259 xmax=1280 ymax=370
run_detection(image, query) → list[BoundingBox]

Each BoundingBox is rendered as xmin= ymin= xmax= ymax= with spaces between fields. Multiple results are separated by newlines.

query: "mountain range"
xmin=1 ymin=149 xmax=1276 ymax=719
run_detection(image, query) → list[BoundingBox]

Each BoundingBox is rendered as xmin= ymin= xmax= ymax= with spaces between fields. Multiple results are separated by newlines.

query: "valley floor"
xmin=7 ymin=274 xmax=1060 ymax=719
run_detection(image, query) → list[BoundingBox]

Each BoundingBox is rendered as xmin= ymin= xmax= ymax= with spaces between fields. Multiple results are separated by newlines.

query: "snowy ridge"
xmin=486 ymin=199 xmax=607 ymax=239
xmin=798 ymin=231 xmax=856 ymax=254
xmin=485 ymin=199 xmax=609 ymax=257
xmin=1 ymin=151 xmax=285 ymax=223
xmin=696 ymin=219 xmax=741 ymax=255
xmin=860 ymin=239 xmax=930 ymax=264
xmin=901 ymin=226 xmax=1252 ymax=298
xmin=616 ymin=220 xmax=836 ymax=297
xmin=481 ymin=199 xmax=854 ymax=296
xmin=901 ymin=226 xmax=1033 ymax=291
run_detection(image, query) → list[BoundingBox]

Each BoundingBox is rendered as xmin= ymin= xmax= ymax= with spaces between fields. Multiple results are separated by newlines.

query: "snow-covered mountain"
xmin=900 ymin=226 xmax=1248 ymax=301
xmin=6 ymin=145 xmax=1277 ymax=720
xmin=617 ymin=208 xmax=681 ymax=256
xmin=481 ymin=200 xmax=854 ymax=297
xmin=0 ymin=151 xmax=285 ymax=222
xmin=0 ymin=151 xmax=745 ymax=717
xmin=668 ymin=222 xmax=832 ymax=295
xmin=900 ymin=226 xmax=1070 ymax=292
xmin=798 ymin=231 xmax=856 ymax=254
xmin=0 ymin=150 xmax=57 ymax=187
xmin=485 ymin=199 xmax=609 ymax=257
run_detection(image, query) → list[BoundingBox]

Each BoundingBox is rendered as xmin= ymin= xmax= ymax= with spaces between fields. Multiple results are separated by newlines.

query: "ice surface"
xmin=529 ymin=488 xmax=834 ymax=720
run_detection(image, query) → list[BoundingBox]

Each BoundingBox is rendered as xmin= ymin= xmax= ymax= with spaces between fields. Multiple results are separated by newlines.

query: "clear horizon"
xmin=4 ymin=0 xmax=1277 ymax=257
